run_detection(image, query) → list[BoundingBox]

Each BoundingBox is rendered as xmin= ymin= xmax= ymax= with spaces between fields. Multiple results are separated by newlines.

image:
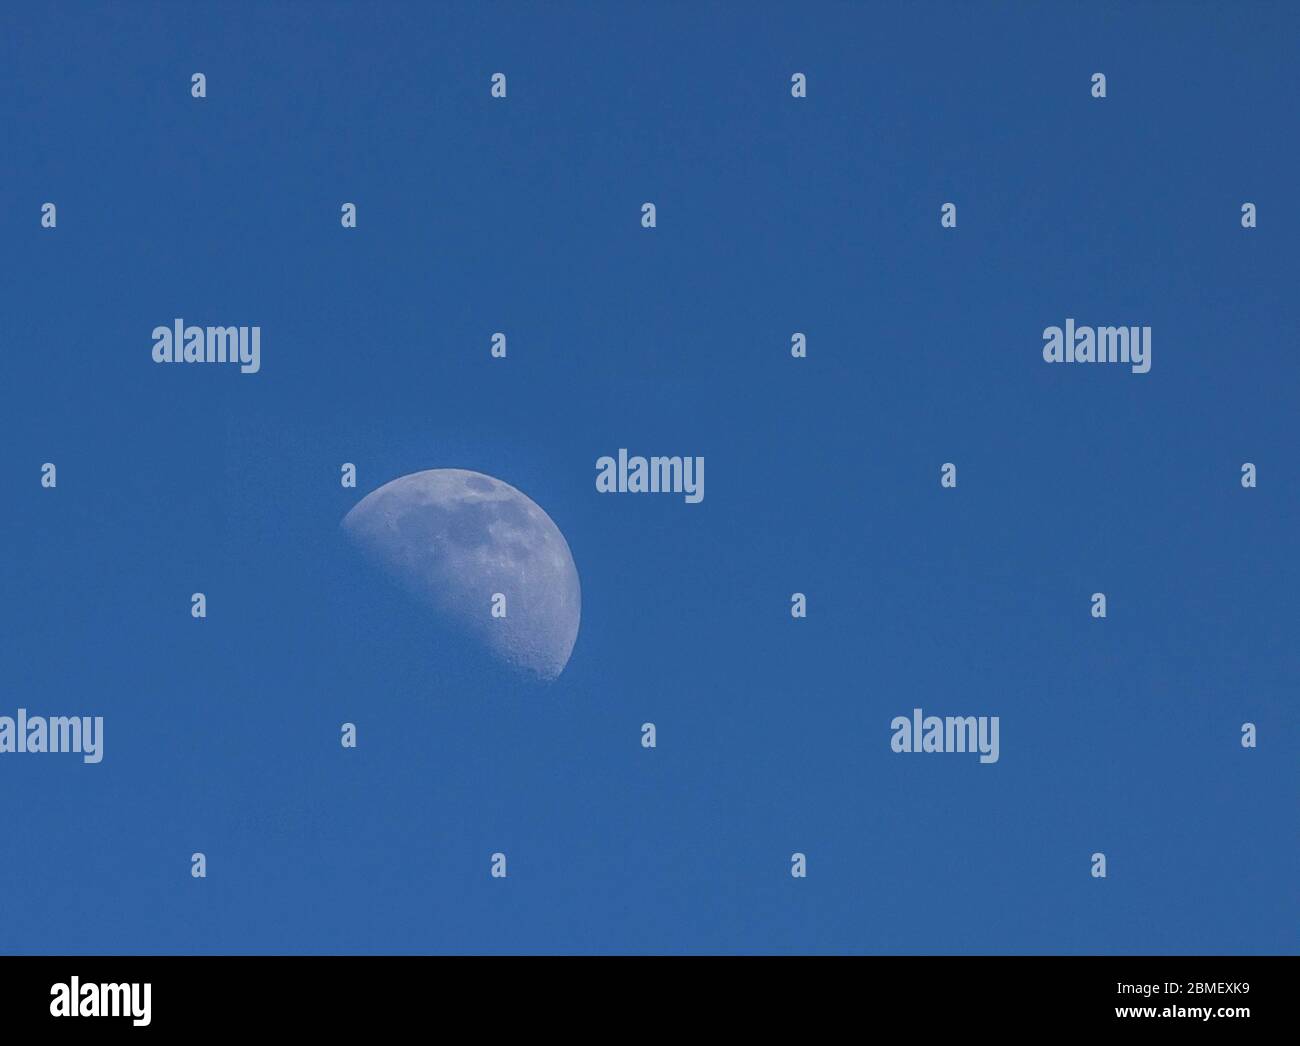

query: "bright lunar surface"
xmin=341 ymin=469 xmax=581 ymax=682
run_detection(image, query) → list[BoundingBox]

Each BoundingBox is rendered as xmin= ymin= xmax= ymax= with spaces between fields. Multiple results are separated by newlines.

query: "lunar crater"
xmin=341 ymin=469 xmax=581 ymax=682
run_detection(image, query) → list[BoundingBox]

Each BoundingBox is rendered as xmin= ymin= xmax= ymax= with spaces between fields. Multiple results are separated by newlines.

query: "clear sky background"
xmin=1 ymin=1 xmax=1296 ymax=954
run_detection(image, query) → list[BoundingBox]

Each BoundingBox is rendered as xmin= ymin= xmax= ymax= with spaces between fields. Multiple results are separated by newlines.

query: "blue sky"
xmin=1 ymin=1 xmax=1296 ymax=954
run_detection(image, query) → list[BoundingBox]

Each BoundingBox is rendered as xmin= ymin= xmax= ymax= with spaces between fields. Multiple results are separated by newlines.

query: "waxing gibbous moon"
xmin=341 ymin=469 xmax=580 ymax=682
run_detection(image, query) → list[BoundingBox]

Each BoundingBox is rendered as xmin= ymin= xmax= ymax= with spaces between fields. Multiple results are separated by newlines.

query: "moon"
xmin=341 ymin=469 xmax=580 ymax=682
